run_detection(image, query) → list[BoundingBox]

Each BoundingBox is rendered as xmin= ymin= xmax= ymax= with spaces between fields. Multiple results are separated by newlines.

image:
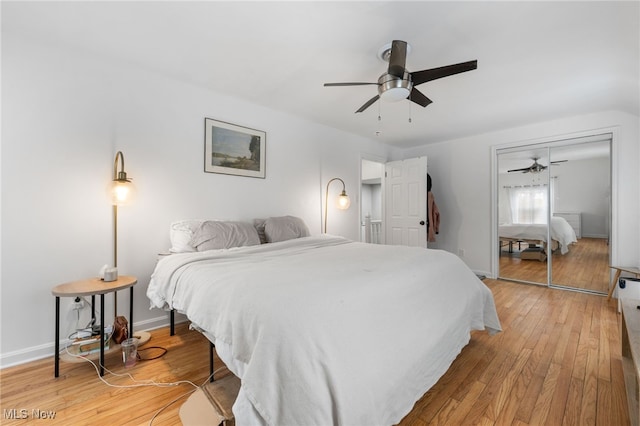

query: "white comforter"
xmin=499 ymin=216 xmax=578 ymax=254
xmin=148 ymin=235 xmax=501 ymax=425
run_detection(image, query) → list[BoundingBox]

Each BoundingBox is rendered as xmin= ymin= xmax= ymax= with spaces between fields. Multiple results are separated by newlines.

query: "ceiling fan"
xmin=324 ymin=40 xmax=477 ymax=113
xmin=507 ymin=158 xmax=568 ymax=174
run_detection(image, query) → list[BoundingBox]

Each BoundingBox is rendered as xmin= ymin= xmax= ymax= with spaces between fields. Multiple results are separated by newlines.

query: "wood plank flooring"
xmin=500 ymin=237 xmax=610 ymax=293
xmin=0 ymin=280 xmax=628 ymax=425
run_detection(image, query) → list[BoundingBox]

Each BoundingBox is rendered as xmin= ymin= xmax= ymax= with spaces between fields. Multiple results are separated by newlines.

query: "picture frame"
xmin=204 ymin=118 xmax=266 ymax=178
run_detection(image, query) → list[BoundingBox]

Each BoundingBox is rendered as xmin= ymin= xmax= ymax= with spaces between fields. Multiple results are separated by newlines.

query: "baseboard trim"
xmin=473 ymin=269 xmax=493 ymax=280
xmin=0 ymin=313 xmax=188 ymax=370
xmin=581 ymin=234 xmax=608 ymax=239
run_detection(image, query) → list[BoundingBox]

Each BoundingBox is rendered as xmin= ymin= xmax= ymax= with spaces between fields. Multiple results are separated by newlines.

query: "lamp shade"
xmin=336 ymin=190 xmax=351 ymax=210
xmin=109 ymin=151 xmax=136 ymax=206
xmin=107 ymin=179 xmax=136 ymax=206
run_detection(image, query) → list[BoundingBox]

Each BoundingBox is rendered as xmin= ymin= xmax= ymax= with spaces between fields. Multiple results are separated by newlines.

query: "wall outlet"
xmin=72 ymin=297 xmax=84 ymax=311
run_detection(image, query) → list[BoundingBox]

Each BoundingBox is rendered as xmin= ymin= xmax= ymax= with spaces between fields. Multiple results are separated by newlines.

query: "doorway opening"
xmin=361 ymin=159 xmax=384 ymax=244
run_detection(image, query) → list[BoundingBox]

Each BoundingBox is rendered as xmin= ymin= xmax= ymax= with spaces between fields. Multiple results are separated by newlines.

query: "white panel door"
xmin=384 ymin=157 xmax=428 ymax=247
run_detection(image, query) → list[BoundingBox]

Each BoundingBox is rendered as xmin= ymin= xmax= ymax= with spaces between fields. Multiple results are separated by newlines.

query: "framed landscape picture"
xmin=204 ymin=118 xmax=266 ymax=178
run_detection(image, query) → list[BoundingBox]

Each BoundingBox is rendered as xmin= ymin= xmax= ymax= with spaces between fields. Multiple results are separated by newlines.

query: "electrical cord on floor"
xmin=63 ymin=342 xmax=230 ymax=425
xmin=148 ymin=366 xmax=229 ymax=426
xmin=63 ymin=343 xmax=197 ymax=389
xmin=136 ymin=346 xmax=168 ymax=361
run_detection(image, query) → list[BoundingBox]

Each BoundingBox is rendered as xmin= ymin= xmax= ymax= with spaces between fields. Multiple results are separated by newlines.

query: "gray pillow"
xmin=190 ymin=221 xmax=260 ymax=251
xmin=264 ymin=216 xmax=310 ymax=243
xmin=253 ymin=218 xmax=268 ymax=244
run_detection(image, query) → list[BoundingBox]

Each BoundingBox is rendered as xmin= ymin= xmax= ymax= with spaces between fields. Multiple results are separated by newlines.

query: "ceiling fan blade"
xmin=411 ymin=60 xmax=478 ymax=86
xmin=507 ymin=167 xmax=531 ymax=173
xmin=408 ymin=88 xmax=432 ymax=108
xmin=388 ymin=40 xmax=408 ymax=78
xmin=550 ymin=160 xmax=568 ymax=164
xmin=355 ymin=95 xmax=380 ymax=113
xmin=324 ymin=82 xmax=379 ymax=87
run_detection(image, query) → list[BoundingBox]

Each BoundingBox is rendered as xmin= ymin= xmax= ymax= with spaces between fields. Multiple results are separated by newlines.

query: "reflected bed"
xmin=499 ymin=216 xmax=578 ymax=255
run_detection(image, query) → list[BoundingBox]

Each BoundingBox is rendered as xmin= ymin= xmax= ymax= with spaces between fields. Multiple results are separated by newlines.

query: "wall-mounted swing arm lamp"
xmin=107 ymin=151 xmax=136 ymax=316
xmin=107 ymin=151 xmax=136 ymax=268
xmin=108 ymin=151 xmax=136 ymax=209
xmin=324 ymin=177 xmax=351 ymax=234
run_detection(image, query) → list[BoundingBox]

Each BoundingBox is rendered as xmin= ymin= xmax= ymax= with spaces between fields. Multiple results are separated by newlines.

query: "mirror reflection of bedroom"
xmin=497 ymin=135 xmax=611 ymax=293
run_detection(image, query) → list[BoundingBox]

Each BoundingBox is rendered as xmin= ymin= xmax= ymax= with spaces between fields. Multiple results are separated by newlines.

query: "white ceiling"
xmin=3 ymin=1 xmax=639 ymax=148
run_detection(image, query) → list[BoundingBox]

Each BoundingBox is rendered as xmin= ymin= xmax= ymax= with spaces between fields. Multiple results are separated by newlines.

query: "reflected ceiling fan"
xmin=507 ymin=158 xmax=568 ymax=174
xmin=324 ymin=40 xmax=477 ymax=113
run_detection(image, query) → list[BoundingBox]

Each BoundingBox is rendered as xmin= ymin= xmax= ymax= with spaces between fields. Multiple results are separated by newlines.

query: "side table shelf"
xmin=621 ymin=298 xmax=640 ymax=426
xmin=60 ymin=331 xmax=151 ymax=363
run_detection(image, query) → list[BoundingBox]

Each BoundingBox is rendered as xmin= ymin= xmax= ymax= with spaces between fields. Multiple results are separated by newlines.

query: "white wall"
xmin=0 ymin=34 xmax=397 ymax=366
xmin=402 ymin=111 xmax=639 ymax=277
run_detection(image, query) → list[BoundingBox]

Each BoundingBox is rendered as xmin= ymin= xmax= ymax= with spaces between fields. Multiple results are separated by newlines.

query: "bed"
xmin=499 ymin=216 xmax=578 ymax=255
xmin=147 ymin=217 xmax=502 ymax=425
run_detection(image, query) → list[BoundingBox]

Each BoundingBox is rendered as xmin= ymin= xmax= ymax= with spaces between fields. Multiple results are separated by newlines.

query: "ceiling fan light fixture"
xmin=380 ymin=87 xmax=410 ymax=102
xmin=378 ymin=72 xmax=412 ymax=102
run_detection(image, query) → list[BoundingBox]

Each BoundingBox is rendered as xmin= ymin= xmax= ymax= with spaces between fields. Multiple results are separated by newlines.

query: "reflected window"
xmin=508 ymin=185 xmax=548 ymax=224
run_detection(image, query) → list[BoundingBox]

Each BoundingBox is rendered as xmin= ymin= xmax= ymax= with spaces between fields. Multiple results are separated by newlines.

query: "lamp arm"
xmin=113 ymin=151 xmax=132 ymax=182
xmin=113 ymin=151 xmax=124 ymax=179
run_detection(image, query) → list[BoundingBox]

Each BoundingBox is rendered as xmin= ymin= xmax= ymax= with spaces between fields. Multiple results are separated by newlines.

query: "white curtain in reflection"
xmin=506 ymin=184 xmax=548 ymax=224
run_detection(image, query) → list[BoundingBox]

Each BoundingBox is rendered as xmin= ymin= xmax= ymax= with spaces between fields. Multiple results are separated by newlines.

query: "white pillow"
xmin=169 ymin=220 xmax=204 ymax=253
xmin=264 ymin=216 xmax=310 ymax=243
xmin=190 ymin=221 xmax=260 ymax=251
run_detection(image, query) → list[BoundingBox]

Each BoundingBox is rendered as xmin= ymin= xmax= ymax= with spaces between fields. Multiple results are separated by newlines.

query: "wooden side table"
xmin=607 ymin=266 xmax=640 ymax=301
xmin=52 ymin=275 xmax=137 ymax=377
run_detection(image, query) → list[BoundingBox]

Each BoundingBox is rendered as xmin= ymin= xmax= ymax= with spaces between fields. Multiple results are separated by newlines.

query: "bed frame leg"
xmin=210 ymin=342 xmax=215 ymax=382
xmin=170 ymin=309 xmax=175 ymax=336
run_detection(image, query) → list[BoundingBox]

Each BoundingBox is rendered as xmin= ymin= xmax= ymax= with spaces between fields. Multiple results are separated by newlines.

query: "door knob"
xmin=419 ymin=220 xmax=425 ymax=226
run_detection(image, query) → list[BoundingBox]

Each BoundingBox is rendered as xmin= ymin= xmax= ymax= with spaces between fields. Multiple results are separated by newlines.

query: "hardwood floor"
xmin=0 ymin=280 xmax=628 ymax=425
xmin=500 ymin=237 xmax=610 ymax=293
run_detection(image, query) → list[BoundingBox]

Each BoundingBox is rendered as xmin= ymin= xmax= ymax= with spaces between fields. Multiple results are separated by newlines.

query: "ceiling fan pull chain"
xmin=408 ymin=98 xmax=412 ymax=123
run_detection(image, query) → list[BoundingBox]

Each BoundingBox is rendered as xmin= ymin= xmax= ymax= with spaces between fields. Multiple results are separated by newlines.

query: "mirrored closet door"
xmin=496 ymin=134 xmax=611 ymax=294
xmin=549 ymin=139 xmax=611 ymax=293
xmin=497 ymin=148 xmax=551 ymax=286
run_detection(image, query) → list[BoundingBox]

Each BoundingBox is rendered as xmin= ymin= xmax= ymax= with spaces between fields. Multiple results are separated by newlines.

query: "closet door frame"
xmin=491 ymin=128 xmax=617 ymax=291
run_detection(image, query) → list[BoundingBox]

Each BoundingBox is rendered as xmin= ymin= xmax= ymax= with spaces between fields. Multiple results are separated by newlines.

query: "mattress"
xmin=147 ymin=235 xmax=501 ymax=425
